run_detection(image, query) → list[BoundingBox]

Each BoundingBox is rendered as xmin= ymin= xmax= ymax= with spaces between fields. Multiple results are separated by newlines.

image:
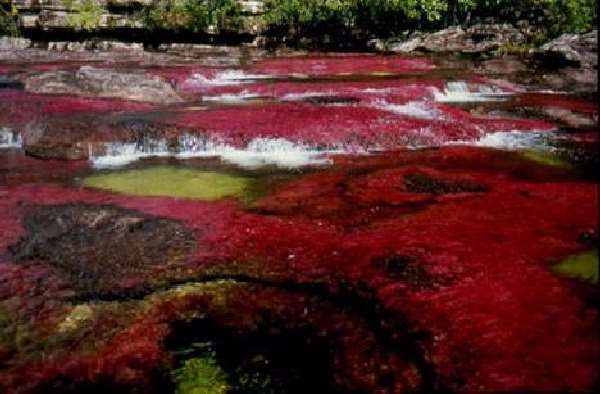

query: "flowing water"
xmin=0 ymin=51 xmax=598 ymax=394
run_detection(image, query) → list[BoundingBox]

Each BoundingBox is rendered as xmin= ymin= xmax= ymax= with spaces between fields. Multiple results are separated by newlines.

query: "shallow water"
xmin=0 ymin=51 xmax=598 ymax=394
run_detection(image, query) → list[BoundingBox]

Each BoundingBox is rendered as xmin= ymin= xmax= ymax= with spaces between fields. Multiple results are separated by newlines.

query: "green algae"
xmin=173 ymin=357 xmax=230 ymax=394
xmin=521 ymin=150 xmax=572 ymax=169
xmin=83 ymin=166 xmax=252 ymax=201
xmin=552 ymin=249 xmax=598 ymax=284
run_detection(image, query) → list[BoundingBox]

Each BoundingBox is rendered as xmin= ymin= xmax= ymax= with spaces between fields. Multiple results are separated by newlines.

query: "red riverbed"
xmin=0 ymin=53 xmax=597 ymax=394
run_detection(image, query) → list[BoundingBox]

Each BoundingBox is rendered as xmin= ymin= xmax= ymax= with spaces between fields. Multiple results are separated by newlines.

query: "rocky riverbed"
xmin=0 ymin=40 xmax=598 ymax=394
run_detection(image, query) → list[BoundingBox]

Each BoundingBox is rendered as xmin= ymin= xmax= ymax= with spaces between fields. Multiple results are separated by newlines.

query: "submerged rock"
xmin=24 ymin=66 xmax=182 ymax=104
xmin=10 ymin=204 xmax=196 ymax=298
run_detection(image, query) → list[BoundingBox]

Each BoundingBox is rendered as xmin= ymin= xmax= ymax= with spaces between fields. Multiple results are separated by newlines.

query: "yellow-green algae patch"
xmin=84 ymin=167 xmax=251 ymax=201
xmin=173 ymin=357 xmax=230 ymax=394
xmin=552 ymin=249 xmax=598 ymax=284
xmin=521 ymin=150 xmax=572 ymax=169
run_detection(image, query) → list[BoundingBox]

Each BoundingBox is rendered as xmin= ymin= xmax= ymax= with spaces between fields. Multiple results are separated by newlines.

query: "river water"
xmin=0 ymin=50 xmax=598 ymax=393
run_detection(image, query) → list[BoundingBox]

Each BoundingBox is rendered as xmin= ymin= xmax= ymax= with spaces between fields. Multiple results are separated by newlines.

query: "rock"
xmin=10 ymin=203 xmax=197 ymax=299
xmin=367 ymin=38 xmax=387 ymax=52
xmin=0 ymin=76 xmax=23 ymax=89
xmin=22 ymin=117 xmax=101 ymax=160
xmin=479 ymin=57 xmax=528 ymax=75
xmin=22 ymin=114 xmax=195 ymax=160
xmin=24 ymin=66 xmax=182 ymax=103
xmin=388 ymin=24 xmax=525 ymax=54
xmin=0 ymin=36 xmax=31 ymax=50
xmin=538 ymin=30 xmax=598 ymax=67
xmin=45 ymin=40 xmax=144 ymax=52
xmin=542 ymin=107 xmax=597 ymax=129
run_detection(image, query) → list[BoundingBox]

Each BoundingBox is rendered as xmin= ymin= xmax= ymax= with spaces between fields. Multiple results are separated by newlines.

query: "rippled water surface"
xmin=0 ymin=51 xmax=598 ymax=394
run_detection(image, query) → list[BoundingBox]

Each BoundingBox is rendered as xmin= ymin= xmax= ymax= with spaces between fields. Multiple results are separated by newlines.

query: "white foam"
xmin=202 ymin=90 xmax=262 ymax=103
xmin=281 ymin=92 xmax=333 ymax=101
xmin=373 ymin=100 xmax=440 ymax=120
xmin=0 ymin=128 xmax=22 ymax=148
xmin=446 ymin=130 xmax=556 ymax=150
xmin=183 ymin=70 xmax=272 ymax=88
xmin=90 ymin=136 xmax=340 ymax=169
xmin=434 ymin=81 xmax=511 ymax=103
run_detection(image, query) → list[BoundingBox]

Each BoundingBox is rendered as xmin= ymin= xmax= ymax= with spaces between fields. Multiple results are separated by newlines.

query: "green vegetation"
xmin=552 ymin=249 xmax=598 ymax=284
xmin=1 ymin=0 xmax=596 ymax=42
xmin=83 ymin=166 xmax=252 ymax=201
xmin=261 ymin=0 xmax=597 ymax=41
xmin=0 ymin=1 xmax=19 ymax=36
xmin=65 ymin=0 xmax=106 ymax=31
xmin=173 ymin=357 xmax=230 ymax=394
xmin=142 ymin=0 xmax=242 ymax=32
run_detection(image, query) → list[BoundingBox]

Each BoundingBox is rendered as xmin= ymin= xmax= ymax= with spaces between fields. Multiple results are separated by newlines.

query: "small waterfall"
xmin=434 ymin=81 xmax=510 ymax=103
xmin=91 ymin=134 xmax=341 ymax=169
xmin=0 ymin=128 xmax=23 ymax=148
xmin=183 ymin=70 xmax=272 ymax=89
xmin=373 ymin=100 xmax=440 ymax=119
xmin=446 ymin=130 xmax=556 ymax=150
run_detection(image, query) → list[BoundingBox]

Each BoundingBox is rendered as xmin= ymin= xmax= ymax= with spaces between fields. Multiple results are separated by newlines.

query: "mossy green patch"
xmin=173 ymin=357 xmax=230 ymax=394
xmin=84 ymin=167 xmax=251 ymax=201
xmin=521 ymin=150 xmax=572 ymax=169
xmin=552 ymin=249 xmax=598 ymax=284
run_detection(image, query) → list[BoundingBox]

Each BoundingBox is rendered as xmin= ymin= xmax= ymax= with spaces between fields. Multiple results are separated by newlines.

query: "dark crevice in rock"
xmin=300 ymin=96 xmax=362 ymax=105
xmin=371 ymin=254 xmax=448 ymax=290
xmin=404 ymin=173 xmax=490 ymax=194
xmin=69 ymin=274 xmax=450 ymax=394
xmin=164 ymin=318 xmax=358 ymax=394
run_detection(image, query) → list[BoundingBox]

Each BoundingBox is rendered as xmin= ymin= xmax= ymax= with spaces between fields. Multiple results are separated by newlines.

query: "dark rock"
xmin=404 ymin=173 xmax=489 ymax=194
xmin=10 ymin=203 xmax=197 ymax=298
xmin=23 ymin=66 xmax=182 ymax=103
xmin=0 ymin=76 xmax=23 ymax=89
xmin=300 ymin=96 xmax=361 ymax=105
xmin=371 ymin=255 xmax=438 ymax=290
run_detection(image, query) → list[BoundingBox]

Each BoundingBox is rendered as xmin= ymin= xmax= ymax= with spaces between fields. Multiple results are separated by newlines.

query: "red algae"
xmin=1 ymin=49 xmax=598 ymax=394
xmin=251 ymin=55 xmax=436 ymax=77
xmin=1 ymin=147 xmax=596 ymax=392
xmin=172 ymin=102 xmax=554 ymax=148
xmin=0 ymin=91 xmax=155 ymax=128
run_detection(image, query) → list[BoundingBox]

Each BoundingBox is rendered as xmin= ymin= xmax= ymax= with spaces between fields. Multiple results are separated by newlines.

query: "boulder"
xmin=538 ymin=30 xmax=597 ymax=67
xmin=24 ymin=66 xmax=182 ymax=103
xmin=0 ymin=36 xmax=31 ymax=50
xmin=21 ymin=113 xmax=194 ymax=160
xmin=388 ymin=25 xmax=525 ymax=54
